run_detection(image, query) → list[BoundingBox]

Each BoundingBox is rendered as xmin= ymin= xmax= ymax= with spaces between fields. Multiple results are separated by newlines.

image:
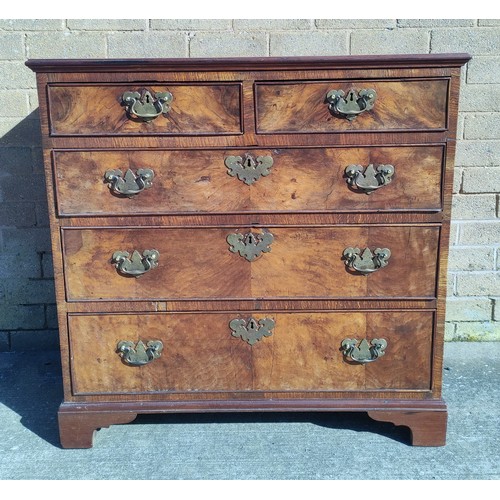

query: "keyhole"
xmin=249 ymin=320 xmax=256 ymax=329
xmin=349 ymin=92 xmax=355 ymax=102
xmin=245 ymin=158 xmax=252 ymax=167
xmin=145 ymin=94 xmax=151 ymax=103
xmin=248 ymin=235 xmax=254 ymax=244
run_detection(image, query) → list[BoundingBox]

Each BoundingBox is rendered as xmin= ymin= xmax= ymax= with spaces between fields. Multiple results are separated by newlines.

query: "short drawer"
xmin=62 ymin=225 xmax=439 ymax=301
xmin=68 ymin=310 xmax=433 ymax=395
xmin=47 ymin=83 xmax=242 ymax=136
xmin=53 ymin=145 xmax=444 ymax=216
xmin=255 ymin=79 xmax=449 ymax=133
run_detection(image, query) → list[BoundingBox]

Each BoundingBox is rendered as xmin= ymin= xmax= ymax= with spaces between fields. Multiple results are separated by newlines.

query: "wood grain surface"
xmin=48 ymin=84 xmax=242 ymax=135
xmin=368 ymin=409 xmax=447 ymax=446
xmin=26 ymin=53 xmax=472 ymax=72
xmin=256 ymin=79 xmax=449 ymax=133
xmin=61 ymin=225 xmax=440 ymax=301
xmin=58 ymin=410 xmax=138 ymax=449
xmin=68 ymin=310 xmax=433 ymax=395
xmin=53 ymin=145 xmax=444 ymax=216
xmin=26 ymin=54 xmax=470 ymax=447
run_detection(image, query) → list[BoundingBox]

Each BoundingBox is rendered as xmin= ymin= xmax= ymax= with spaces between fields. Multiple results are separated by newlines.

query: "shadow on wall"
xmin=0 ymin=110 xmax=58 ymax=352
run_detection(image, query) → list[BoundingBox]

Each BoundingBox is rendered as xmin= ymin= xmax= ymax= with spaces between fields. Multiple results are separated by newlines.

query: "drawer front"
xmin=62 ymin=226 xmax=439 ymax=301
xmin=47 ymin=84 xmax=242 ymax=136
xmin=54 ymin=145 xmax=444 ymax=216
xmin=256 ymin=79 xmax=449 ymax=133
xmin=68 ymin=310 xmax=433 ymax=395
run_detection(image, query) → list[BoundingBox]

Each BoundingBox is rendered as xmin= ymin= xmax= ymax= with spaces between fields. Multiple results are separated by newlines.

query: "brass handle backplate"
xmin=112 ymin=249 xmax=159 ymax=277
xmin=230 ymin=317 xmax=275 ymax=345
xmin=121 ymin=88 xmax=173 ymax=122
xmin=345 ymin=164 xmax=394 ymax=194
xmin=225 ymin=154 xmax=274 ymax=185
xmin=326 ymin=88 xmax=377 ymax=121
xmin=227 ymin=230 xmax=274 ymax=261
xmin=104 ymin=168 xmax=154 ymax=197
xmin=341 ymin=338 xmax=387 ymax=364
xmin=343 ymin=247 xmax=391 ymax=275
xmin=117 ymin=340 xmax=163 ymax=366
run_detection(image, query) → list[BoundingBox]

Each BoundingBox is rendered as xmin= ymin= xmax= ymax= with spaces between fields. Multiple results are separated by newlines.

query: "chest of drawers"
xmin=27 ymin=54 xmax=470 ymax=448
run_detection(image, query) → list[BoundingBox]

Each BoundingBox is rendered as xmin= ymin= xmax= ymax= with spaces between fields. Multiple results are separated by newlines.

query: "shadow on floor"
xmin=0 ymin=350 xmax=62 ymax=447
xmin=131 ymin=411 xmax=411 ymax=444
xmin=0 ymin=350 xmax=410 ymax=449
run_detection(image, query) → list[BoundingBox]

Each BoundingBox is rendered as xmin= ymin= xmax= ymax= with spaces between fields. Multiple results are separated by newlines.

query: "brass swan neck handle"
xmin=343 ymin=247 xmax=391 ymax=274
xmin=104 ymin=168 xmax=155 ymax=197
xmin=341 ymin=338 xmax=387 ymax=364
xmin=112 ymin=249 xmax=160 ymax=277
xmin=117 ymin=340 xmax=163 ymax=366
xmin=326 ymin=88 xmax=377 ymax=121
xmin=121 ymin=89 xmax=173 ymax=122
xmin=345 ymin=164 xmax=394 ymax=194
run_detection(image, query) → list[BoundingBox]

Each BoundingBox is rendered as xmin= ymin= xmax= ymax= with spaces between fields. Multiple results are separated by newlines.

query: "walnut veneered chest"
xmin=27 ymin=54 xmax=470 ymax=448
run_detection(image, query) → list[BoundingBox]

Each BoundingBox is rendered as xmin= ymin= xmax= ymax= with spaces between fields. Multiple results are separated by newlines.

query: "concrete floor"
xmin=0 ymin=342 xmax=498 ymax=480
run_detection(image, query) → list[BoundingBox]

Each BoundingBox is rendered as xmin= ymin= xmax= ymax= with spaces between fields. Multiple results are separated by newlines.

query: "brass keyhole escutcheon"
xmin=230 ymin=317 xmax=275 ymax=345
xmin=225 ymin=154 xmax=274 ymax=185
xmin=227 ymin=230 xmax=274 ymax=262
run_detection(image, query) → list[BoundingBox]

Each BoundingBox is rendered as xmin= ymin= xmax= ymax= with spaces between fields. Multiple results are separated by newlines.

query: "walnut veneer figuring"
xmin=48 ymin=83 xmax=242 ymax=135
xmin=68 ymin=311 xmax=433 ymax=395
xmin=62 ymin=226 xmax=440 ymax=301
xmin=26 ymin=54 xmax=470 ymax=448
xmin=54 ymin=146 xmax=444 ymax=216
xmin=255 ymin=79 xmax=449 ymax=133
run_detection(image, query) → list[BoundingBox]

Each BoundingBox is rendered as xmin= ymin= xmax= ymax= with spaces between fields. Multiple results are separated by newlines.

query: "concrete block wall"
xmin=0 ymin=19 xmax=498 ymax=350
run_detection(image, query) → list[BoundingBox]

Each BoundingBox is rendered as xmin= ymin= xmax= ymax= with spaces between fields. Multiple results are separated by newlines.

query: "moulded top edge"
xmin=25 ymin=53 xmax=472 ymax=73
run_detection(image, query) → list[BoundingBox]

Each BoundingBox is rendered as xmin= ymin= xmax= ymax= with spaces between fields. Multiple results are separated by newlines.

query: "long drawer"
xmin=62 ymin=225 xmax=440 ymax=301
xmin=47 ymin=83 xmax=242 ymax=136
xmin=53 ymin=145 xmax=444 ymax=216
xmin=255 ymin=79 xmax=449 ymax=133
xmin=68 ymin=310 xmax=434 ymax=395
